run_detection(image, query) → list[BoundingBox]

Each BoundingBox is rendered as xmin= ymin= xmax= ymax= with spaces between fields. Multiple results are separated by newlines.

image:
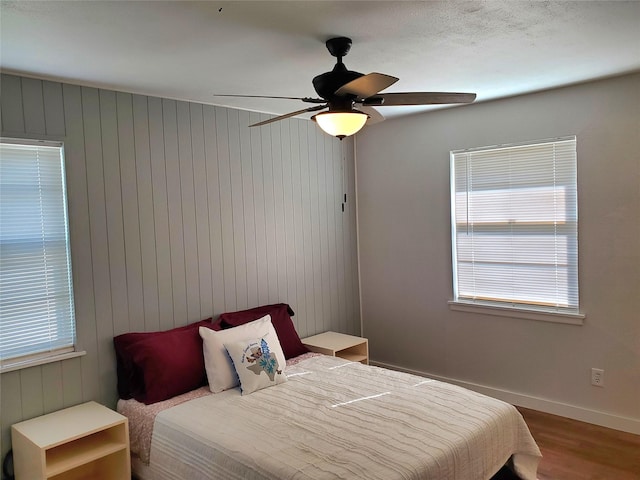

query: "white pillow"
xmin=224 ymin=330 xmax=287 ymax=395
xmin=200 ymin=315 xmax=274 ymax=393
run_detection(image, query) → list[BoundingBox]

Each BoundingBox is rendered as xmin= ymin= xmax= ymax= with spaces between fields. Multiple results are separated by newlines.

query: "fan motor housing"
xmin=313 ymin=64 xmax=363 ymax=100
xmin=313 ymin=36 xmax=363 ymax=100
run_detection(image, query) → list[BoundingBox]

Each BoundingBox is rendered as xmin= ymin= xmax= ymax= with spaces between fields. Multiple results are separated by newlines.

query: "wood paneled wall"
xmin=0 ymin=74 xmax=360 ymax=458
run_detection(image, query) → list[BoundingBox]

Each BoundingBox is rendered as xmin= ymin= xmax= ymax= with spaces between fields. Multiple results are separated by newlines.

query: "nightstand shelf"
xmin=11 ymin=401 xmax=130 ymax=480
xmin=302 ymin=331 xmax=369 ymax=364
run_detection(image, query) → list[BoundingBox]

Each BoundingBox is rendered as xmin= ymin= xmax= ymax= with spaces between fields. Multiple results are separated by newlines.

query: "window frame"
xmin=0 ymin=137 xmax=84 ymax=372
xmin=449 ymin=136 xmax=585 ymax=325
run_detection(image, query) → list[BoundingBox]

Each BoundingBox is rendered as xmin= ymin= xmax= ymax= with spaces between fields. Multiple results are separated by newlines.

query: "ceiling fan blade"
xmin=364 ymin=92 xmax=476 ymax=106
xmin=249 ymin=104 xmax=327 ymax=127
xmin=335 ymin=73 xmax=399 ymax=98
xmin=359 ymin=106 xmax=385 ymax=125
xmin=215 ymin=94 xmax=326 ymax=104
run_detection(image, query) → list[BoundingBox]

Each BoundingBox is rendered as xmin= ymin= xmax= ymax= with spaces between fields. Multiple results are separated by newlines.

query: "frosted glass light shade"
xmin=314 ymin=111 xmax=368 ymax=138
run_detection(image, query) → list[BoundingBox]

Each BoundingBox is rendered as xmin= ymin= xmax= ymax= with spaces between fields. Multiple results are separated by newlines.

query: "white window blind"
xmin=0 ymin=139 xmax=76 ymax=365
xmin=450 ymin=136 xmax=579 ymax=314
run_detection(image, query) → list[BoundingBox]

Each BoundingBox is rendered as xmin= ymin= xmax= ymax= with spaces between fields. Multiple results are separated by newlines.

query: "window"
xmin=450 ymin=137 xmax=581 ymax=321
xmin=0 ymin=138 xmax=77 ymax=369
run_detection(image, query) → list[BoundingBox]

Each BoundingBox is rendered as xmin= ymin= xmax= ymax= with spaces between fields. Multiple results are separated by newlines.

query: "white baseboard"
xmin=370 ymin=360 xmax=640 ymax=436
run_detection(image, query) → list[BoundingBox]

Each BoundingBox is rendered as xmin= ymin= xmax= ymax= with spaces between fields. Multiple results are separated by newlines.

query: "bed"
xmin=114 ymin=304 xmax=541 ymax=480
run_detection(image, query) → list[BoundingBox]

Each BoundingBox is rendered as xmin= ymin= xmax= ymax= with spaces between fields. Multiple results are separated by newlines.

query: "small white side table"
xmin=302 ymin=331 xmax=369 ymax=364
xmin=11 ymin=401 xmax=130 ymax=480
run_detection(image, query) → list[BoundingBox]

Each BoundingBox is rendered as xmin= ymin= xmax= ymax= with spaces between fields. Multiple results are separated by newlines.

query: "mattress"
xmin=127 ymin=355 xmax=540 ymax=480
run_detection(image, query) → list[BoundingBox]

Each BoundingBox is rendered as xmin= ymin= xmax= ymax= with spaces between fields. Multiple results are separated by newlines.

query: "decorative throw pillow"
xmin=219 ymin=303 xmax=308 ymax=359
xmin=200 ymin=315 xmax=279 ymax=393
xmin=224 ymin=330 xmax=287 ymax=395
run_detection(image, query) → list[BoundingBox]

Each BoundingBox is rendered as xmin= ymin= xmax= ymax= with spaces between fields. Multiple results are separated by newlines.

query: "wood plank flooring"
xmin=517 ymin=407 xmax=640 ymax=480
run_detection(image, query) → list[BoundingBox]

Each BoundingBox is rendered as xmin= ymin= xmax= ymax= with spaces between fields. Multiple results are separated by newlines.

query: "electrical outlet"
xmin=591 ymin=368 xmax=604 ymax=387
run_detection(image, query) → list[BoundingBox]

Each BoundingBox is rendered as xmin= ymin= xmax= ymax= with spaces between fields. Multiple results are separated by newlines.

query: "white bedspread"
xmin=143 ymin=355 xmax=541 ymax=480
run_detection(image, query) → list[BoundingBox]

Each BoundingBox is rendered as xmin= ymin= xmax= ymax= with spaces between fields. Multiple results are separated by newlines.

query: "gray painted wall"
xmin=356 ymin=73 xmax=640 ymax=433
xmin=0 ymin=74 xmax=361 ymax=458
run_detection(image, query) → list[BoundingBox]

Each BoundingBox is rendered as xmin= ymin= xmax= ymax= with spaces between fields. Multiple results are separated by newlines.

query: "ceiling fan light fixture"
xmin=313 ymin=111 xmax=368 ymax=139
xmin=219 ymin=37 xmax=476 ymax=133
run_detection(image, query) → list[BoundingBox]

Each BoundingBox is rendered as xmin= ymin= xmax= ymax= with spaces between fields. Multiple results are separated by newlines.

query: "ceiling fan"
xmin=216 ymin=37 xmax=476 ymax=139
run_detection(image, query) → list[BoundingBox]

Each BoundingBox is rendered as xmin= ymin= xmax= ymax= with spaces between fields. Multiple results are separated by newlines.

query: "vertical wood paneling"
xmin=250 ymin=112 xmax=268 ymax=307
xmin=132 ymin=95 xmax=160 ymax=332
xmin=148 ymin=97 xmax=173 ymax=330
xmin=19 ymin=368 xmax=44 ymax=420
xmin=116 ymin=92 xmax=144 ymax=333
xmin=62 ymin=83 xmax=101 ymax=405
xmin=317 ymin=133 xmax=330 ymax=334
xmin=333 ymin=143 xmax=348 ymax=331
xmin=43 ymin=80 xmax=66 ymax=137
xmin=82 ymin=87 xmax=116 ymax=402
xmin=41 ymin=363 xmax=64 ymax=414
xmin=163 ymin=99 xmax=188 ymax=326
xmin=1 ymin=74 xmax=25 ymax=133
xmin=203 ymin=106 xmax=225 ymax=313
xmin=216 ymin=107 xmax=236 ymax=312
xmin=239 ymin=110 xmax=258 ymax=308
xmin=99 ymin=89 xmax=126 ymax=400
xmin=271 ymin=120 xmax=289 ymax=304
xmin=177 ymin=101 xmax=200 ymax=321
xmin=300 ymin=122 xmax=315 ymax=336
xmin=1 ymin=372 xmax=22 ymax=457
xmin=261 ymin=115 xmax=278 ymax=303
xmin=343 ymin=139 xmax=359 ymax=335
xmin=325 ymin=135 xmax=339 ymax=332
xmin=292 ymin=121 xmax=305 ymax=330
xmin=1 ymin=74 xmax=360 ymax=461
xmin=61 ymin=357 xmax=84 ymax=407
xmin=21 ymin=77 xmax=46 ymax=135
xmin=310 ymin=122 xmax=322 ymax=333
xmin=190 ymin=103 xmax=214 ymax=319
xmin=227 ymin=109 xmax=248 ymax=310
xmin=100 ymin=89 xmax=127 ymax=349
xmin=281 ymin=120 xmax=298 ymax=312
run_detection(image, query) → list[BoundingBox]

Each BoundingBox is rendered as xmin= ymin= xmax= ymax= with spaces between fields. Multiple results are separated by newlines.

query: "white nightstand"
xmin=302 ymin=331 xmax=369 ymax=364
xmin=11 ymin=401 xmax=130 ymax=480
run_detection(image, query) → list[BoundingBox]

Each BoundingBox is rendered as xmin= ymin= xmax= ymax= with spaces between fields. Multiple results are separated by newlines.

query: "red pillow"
xmin=126 ymin=327 xmax=205 ymax=404
xmin=113 ymin=318 xmax=221 ymax=400
xmin=219 ymin=304 xmax=308 ymax=359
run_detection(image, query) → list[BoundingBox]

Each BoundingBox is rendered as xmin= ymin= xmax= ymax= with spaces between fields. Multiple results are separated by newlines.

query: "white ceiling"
xmin=2 ymin=1 xmax=639 ymax=122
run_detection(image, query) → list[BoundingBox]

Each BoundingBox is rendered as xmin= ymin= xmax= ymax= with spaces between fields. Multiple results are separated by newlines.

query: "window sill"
xmin=448 ymin=300 xmax=585 ymax=325
xmin=1 ymin=350 xmax=87 ymax=374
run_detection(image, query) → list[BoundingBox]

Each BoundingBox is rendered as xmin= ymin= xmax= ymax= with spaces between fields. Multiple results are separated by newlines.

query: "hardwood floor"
xmin=517 ymin=407 xmax=640 ymax=480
